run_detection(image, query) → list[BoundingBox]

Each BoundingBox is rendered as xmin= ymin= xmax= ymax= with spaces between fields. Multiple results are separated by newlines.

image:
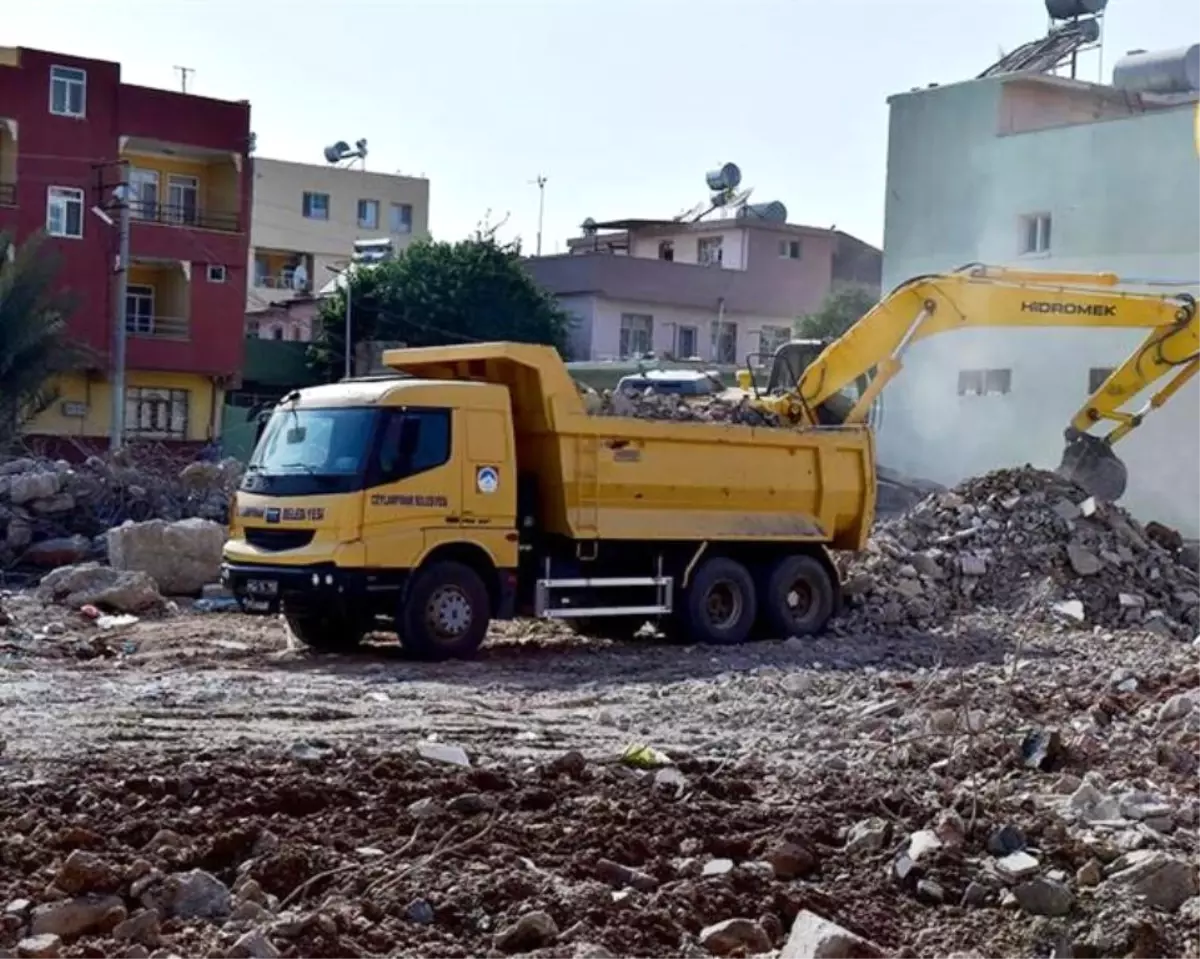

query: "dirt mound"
xmin=836 ymin=467 xmax=1199 ymax=637
xmin=1 ymin=745 xmax=1194 ymax=958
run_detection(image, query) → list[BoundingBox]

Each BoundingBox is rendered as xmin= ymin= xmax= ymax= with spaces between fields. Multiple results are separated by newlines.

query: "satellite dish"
xmin=582 ymin=217 xmax=598 ymax=236
xmin=324 ymin=141 xmax=351 ymax=163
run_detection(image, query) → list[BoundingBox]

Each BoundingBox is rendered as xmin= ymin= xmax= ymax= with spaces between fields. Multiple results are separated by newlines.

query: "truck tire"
xmin=400 ymin=561 xmax=491 ymax=661
xmin=760 ymin=554 xmax=835 ymax=638
xmin=283 ymin=609 xmax=368 ymax=653
xmin=682 ymin=557 xmax=757 ymax=646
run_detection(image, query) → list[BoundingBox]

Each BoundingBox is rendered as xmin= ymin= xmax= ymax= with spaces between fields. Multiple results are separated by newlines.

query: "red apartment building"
xmin=0 ymin=46 xmax=252 ymax=452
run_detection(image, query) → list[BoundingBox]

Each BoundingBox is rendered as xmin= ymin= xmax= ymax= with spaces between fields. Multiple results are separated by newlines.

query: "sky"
xmin=7 ymin=0 xmax=1198 ymax=252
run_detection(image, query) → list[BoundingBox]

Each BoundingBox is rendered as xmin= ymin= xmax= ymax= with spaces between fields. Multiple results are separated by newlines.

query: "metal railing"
xmin=130 ymin=202 xmax=239 ymax=233
xmin=126 ymin=315 xmax=190 ymax=340
xmin=0 ymin=182 xmax=15 ymax=207
xmin=254 ymin=271 xmax=310 ymax=292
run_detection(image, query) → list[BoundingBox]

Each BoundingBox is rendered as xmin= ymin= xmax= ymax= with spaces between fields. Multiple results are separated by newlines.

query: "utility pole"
xmin=344 ymin=276 xmax=353 ymax=379
xmin=535 ymin=175 xmax=549 ymax=259
xmin=173 ymin=66 xmax=194 ymax=93
xmin=110 ymin=165 xmax=132 ymax=451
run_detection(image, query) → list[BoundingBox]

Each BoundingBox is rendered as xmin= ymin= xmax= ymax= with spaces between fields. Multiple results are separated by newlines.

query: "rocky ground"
xmin=1 ymin=458 xmax=1198 ymax=958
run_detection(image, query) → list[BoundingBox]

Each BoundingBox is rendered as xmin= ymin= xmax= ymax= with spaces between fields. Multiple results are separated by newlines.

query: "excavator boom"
xmin=762 ymin=264 xmax=1198 ymax=502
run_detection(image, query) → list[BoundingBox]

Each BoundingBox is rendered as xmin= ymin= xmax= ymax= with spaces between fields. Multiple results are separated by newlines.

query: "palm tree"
xmin=0 ymin=230 xmax=88 ymax=447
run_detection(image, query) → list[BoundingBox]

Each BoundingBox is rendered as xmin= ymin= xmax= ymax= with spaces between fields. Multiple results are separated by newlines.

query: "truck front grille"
xmin=244 ymin=528 xmax=315 ymax=552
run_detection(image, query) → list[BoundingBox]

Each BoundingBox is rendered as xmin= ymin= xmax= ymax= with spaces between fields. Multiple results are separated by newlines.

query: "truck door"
xmin=360 ymin=406 xmax=459 ymax=569
xmin=459 ymin=408 xmax=516 ymax=528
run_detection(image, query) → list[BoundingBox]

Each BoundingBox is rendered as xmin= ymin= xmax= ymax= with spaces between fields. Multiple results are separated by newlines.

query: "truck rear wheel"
xmin=401 ymin=561 xmax=491 ymax=661
xmin=283 ymin=609 xmax=368 ymax=653
xmin=761 ymin=554 xmax=835 ymax=638
xmin=682 ymin=557 xmax=757 ymax=645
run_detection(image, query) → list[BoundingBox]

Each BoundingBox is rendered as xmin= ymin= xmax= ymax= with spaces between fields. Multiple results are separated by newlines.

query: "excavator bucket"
xmin=1057 ymin=432 xmax=1129 ymax=503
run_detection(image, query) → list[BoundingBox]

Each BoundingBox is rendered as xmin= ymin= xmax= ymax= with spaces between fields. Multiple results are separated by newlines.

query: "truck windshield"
xmin=249 ymin=407 xmax=377 ymax=478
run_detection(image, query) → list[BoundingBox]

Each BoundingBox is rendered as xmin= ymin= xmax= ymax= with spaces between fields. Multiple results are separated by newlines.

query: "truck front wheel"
xmin=283 ymin=609 xmax=368 ymax=653
xmin=760 ymin=554 xmax=835 ymax=638
xmin=682 ymin=557 xmax=757 ymax=645
xmin=401 ymin=561 xmax=491 ymax=661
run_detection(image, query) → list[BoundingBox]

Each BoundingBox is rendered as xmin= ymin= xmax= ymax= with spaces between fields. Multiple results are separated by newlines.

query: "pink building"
xmin=524 ymin=213 xmax=880 ymax=362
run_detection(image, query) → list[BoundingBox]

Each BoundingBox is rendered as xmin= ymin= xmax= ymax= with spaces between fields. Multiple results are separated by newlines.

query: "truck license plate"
xmin=245 ymin=579 xmax=279 ymax=597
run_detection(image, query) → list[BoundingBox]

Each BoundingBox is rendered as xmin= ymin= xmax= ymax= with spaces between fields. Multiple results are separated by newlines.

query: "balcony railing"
xmin=254 ymin=271 xmax=311 ymax=292
xmin=131 ymin=202 xmax=239 ymax=233
xmin=126 ymin=315 xmax=189 ymax=341
xmin=0 ymin=182 xmax=15 ymax=207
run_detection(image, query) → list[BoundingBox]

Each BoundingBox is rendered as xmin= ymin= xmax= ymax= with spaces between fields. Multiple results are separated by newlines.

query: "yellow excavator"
xmin=739 ymin=263 xmax=1198 ymax=502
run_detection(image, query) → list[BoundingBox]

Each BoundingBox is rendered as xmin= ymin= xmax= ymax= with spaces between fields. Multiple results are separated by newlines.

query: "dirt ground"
xmin=1 ymin=608 xmax=1198 ymax=958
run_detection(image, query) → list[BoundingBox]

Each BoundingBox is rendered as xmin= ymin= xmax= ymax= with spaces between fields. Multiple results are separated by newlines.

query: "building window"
xmin=49 ymin=65 xmax=86 ymax=118
xmin=357 ymin=199 xmax=379 ymax=229
xmin=658 ymin=240 xmax=675 ymax=262
xmin=957 ymin=368 xmax=1012 ymax=396
xmin=619 ymin=313 xmax=653 ymax=358
xmin=389 ymin=202 xmax=413 ymax=234
xmin=129 ymin=169 xmax=159 ymax=220
xmin=711 ymin=320 xmax=738 ymax=364
xmin=759 ymin=325 xmax=792 ymax=356
xmin=676 ymin=325 xmax=698 ymax=359
xmin=207 ymin=264 xmax=227 ymax=283
xmin=246 ymin=319 xmax=260 ymax=337
xmin=778 ymin=239 xmax=802 ymax=260
xmin=125 ymin=387 xmax=189 ymax=441
xmin=125 ymin=285 xmax=155 ymax=335
xmin=166 ymin=175 xmax=200 ymax=226
xmin=272 ymin=326 xmax=284 ymax=340
xmin=1088 ymin=367 xmax=1115 ymax=393
xmin=303 ymin=192 xmax=330 ymax=220
xmin=697 ymin=236 xmax=723 ymax=267
xmin=46 ymin=186 xmax=84 ymax=238
xmin=1019 ymin=213 xmax=1052 ymax=255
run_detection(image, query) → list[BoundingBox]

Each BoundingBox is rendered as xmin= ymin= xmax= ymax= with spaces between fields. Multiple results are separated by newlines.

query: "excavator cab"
xmin=1058 ymin=430 xmax=1130 ymax=503
xmin=766 ymin=339 xmax=828 ymax=395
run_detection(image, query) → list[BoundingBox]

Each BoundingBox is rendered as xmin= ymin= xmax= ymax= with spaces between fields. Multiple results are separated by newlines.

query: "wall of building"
xmin=248 ymin=158 xmax=429 ymax=310
xmin=25 ymin=370 xmax=222 ymax=444
xmin=881 ymin=80 xmax=1200 ymax=535
xmin=629 ymin=226 xmax=749 ymax=269
xmin=575 ymin=295 xmax=793 ymax=363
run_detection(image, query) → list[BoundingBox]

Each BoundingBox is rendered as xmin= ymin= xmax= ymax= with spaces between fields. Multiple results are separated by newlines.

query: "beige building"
xmin=246 ymin=157 xmax=429 ymax=336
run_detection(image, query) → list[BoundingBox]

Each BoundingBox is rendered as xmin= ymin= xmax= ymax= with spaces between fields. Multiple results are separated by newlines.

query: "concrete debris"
xmin=35 ymin=563 xmax=163 ymax=613
xmin=780 ymin=910 xmax=883 ymax=959
xmin=106 ymin=517 xmax=226 ymax=596
xmin=0 ymin=450 xmax=239 ymax=573
xmin=834 ymin=467 xmax=1199 ymax=638
xmin=698 ymin=917 xmax=771 ymax=956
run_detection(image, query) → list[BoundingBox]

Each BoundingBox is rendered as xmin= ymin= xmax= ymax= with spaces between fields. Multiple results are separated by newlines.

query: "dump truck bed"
xmin=384 ymin=342 xmax=876 ymax=551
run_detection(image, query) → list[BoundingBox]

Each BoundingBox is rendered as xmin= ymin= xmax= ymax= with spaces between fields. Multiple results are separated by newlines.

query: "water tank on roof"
xmin=738 ymin=201 xmax=788 ymax=223
xmin=1044 ymin=0 xmax=1107 ymax=20
xmin=1113 ymin=45 xmax=1200 ymax=94
xmin=705 ymin=163 xmax=742 ymax=193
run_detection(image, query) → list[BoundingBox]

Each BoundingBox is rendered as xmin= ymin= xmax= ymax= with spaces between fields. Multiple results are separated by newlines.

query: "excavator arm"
xmin=761 ymin=263 xmax=1198 ymax=501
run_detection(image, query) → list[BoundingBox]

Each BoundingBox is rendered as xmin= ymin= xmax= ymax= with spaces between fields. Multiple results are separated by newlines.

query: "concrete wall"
xmin=568 ymin=294 xmax=793 ymax=363
xmin=881 ymin=80 xmax=1200 ymax=535
xmin=248 ymin=158 xmax=429 ymax=311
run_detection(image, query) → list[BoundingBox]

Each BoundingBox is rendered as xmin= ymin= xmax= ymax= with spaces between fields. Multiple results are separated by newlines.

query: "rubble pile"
xmin=837 ymin=466 xmax=1200 ymax=637
xmin=0 ymin=740 xmax=1194 ymax=959
xmin=0 ymin=452 xmax=241 ymax=572
xmin=586 ymin=386 xmax=944 ymax=515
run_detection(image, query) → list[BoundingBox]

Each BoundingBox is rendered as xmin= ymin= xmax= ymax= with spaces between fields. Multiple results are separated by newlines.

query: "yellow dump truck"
xmin=221 ymin=343 xmax=876 ymax=658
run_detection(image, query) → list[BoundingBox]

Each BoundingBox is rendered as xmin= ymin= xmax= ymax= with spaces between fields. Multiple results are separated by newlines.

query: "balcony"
xmin=131 ymin=201 xmax=238 ymax=233
xmin=126 ymin=259 xmax=190 ymax=342
xmin=120 ymin=135 xmax=243 ymax=236
xmin=252 ymin=249 xmax=313 ymax=298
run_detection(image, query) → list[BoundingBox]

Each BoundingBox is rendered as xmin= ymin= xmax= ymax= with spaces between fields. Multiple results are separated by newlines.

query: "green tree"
xmin=796 ymin=282 xmax=879 ymax=341
xmin=309 ymin=235 xmax=570 ymax=381
xmin=0 ymin=231 xmax=86 ymax=447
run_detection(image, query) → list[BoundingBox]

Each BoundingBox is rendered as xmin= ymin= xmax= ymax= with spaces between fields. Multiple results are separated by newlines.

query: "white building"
xmin=879 ymin=66 xmax=1200 ymax=535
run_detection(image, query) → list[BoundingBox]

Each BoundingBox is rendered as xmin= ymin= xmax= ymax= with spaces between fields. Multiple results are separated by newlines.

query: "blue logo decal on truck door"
xmin=476 ymin=466 xmax=499 ymax=494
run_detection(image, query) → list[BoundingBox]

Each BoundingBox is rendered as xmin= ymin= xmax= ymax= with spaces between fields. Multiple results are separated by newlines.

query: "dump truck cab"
xmin=223 ymin=374 xmax=520 ymax=655
xmin=224 ymin=342 xmax=876 ymax=660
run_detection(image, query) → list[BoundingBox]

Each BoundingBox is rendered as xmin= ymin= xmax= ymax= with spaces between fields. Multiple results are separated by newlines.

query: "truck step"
xmin=535 ymin=558 xmax=673 ymax=618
